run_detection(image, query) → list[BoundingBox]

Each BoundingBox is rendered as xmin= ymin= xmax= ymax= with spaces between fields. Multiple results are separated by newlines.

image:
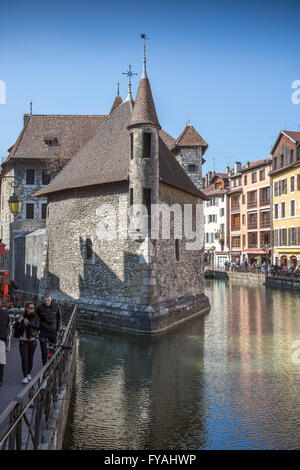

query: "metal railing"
xmin=0 ymin=305 xmax=77 ymax=450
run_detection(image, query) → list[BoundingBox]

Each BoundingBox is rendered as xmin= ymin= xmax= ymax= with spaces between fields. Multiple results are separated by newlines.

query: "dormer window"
xmin=44 ymin=137 xmax=58 ymax=147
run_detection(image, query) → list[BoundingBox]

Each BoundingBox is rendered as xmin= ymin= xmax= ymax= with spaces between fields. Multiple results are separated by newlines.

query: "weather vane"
xmin=141 ymin=33 xmax=149 ymax=60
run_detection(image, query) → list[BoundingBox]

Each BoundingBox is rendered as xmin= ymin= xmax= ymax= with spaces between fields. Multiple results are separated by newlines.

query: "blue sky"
xmin=1 ymin=0 xmax=300 ymax=172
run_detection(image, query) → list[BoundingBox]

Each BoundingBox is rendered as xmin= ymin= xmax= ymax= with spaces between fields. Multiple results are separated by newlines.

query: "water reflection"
xmin=64 ymin=282 xmax=300 ymax=450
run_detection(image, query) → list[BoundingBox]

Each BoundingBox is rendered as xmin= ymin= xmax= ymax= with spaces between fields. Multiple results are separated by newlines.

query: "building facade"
xmin=203 ymin=172 xmax=230 ymax=267
xmin=270 ymin=130 xmax=300 ymax=267
xmin=228 ymin=159 xmax=271 ymax=264
xmin=0 ymin=114 xmax=105 ymax=273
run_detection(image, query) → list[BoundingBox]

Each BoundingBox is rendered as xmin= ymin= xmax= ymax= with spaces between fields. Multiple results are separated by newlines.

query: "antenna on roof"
xmin=213 ymin=157 xmax=216 ymax=172
xmin=30 ymin=101 xmax=32 ymax=116
xmin=141 ymin=33 xmax=149 ymax=78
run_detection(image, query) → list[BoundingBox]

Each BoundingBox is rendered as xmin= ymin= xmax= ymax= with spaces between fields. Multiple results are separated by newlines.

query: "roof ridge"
xmin=28 ymin=114 xmax=107 ymax=117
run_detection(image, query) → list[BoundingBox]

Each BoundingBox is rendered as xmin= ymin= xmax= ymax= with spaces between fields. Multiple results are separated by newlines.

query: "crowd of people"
xmin=224 ymin=260 xmax=300 ymax=275
xmin=0 ymin=294 xmax=62 ymax=387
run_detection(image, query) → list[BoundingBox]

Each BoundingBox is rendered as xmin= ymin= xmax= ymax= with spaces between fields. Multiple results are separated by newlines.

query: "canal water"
xmin=63 ymin=281 xmax=300 ymax=450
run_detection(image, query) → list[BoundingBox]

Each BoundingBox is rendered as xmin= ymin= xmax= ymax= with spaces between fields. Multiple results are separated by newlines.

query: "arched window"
xmin=85 ymin=238 xmax=93 ymax=261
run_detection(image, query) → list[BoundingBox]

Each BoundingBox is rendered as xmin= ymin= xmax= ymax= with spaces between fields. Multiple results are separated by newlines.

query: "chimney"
xmin=226 ymin=166 xmax=230 ymax=175
xmin=208 ymin=171 xmax=212 ymax=183
xmin=23 ymin=114 xmax=30 ymax=127
xmin=246 ymin=161 xmax=250 ymax=168
xmin=234 ymin=162 xmax=241 ymax=174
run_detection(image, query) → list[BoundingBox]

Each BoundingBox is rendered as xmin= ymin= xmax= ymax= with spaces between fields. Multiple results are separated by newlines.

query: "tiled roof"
xmin=3 ymin=114 xmax=107 ymax=167
xmin=173 ymin=125 xmax=208 ymax=153
xmin=283 ymin=131 xmax=300 ymax=142
xmin=203 ymin=186 xmax=227 ymax=196
xmin=34 ymin=100 xmax=207 ymax=199
xmin=109 ymin=95 xmax=123 ymax=114
xmin=271 ymin=130 xmax=300 ymax=155
xmin=241 ymin=158 xmax=271 ymax=170
xmin=128 ymin=78 xmax=160 ymax=128
xmin=159 ymin=129 xmax=175 ymax=150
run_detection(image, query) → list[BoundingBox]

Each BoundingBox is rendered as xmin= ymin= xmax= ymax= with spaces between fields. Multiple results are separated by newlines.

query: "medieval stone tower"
xmin=127 ymin=56 xmax=160 ymax=240
xmin=172 ymin=125 xmax=208 ymax=190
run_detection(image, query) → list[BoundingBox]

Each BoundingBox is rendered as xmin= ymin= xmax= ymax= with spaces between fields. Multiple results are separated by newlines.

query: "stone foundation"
xmin=76 ymin=292 xmax=210 ymax=334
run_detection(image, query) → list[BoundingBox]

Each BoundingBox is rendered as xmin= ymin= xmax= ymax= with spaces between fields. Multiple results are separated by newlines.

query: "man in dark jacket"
xmin=0 ymin=307 xmax=9 ymax=386
xmin=36 ymin=294 xmax=62 ymax=365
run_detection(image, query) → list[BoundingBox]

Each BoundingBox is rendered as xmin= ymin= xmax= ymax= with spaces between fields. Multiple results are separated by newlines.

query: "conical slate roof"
xmin=109 ymin=95 xmax=123 ymax=114
xmin=173 ymin=125 xmax=208 ymax=153
xmin=129 ymin=77 xmax=160 ymax=128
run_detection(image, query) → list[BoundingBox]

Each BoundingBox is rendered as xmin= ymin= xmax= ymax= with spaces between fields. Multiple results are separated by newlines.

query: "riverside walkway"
xmin=0 ymin=307 xmax=77 ymax=450
xmin=0 ymin=338 xmax=43 ymax=415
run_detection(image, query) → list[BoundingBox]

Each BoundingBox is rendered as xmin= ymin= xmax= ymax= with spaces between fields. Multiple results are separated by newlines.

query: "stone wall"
xmin=174 ymin=147 xmax=203 ymax=190
xmin=42 ymin=180 xmax=210 ymax=333
xmin=13 ymin=228 xmax=46 ymax=292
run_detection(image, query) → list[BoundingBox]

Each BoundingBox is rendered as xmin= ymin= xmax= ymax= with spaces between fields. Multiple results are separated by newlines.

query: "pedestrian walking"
xmin=36 ymin=294 xmax=62 ymax=365
xmin=0 ymin=306 xmax=9 ymax=387
xmin=14 ymin=302 xmax=39 ymax=384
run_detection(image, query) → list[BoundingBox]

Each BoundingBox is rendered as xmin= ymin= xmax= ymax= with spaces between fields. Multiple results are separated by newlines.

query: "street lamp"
xmin=0 ymin=175 xmax=22 ymax=215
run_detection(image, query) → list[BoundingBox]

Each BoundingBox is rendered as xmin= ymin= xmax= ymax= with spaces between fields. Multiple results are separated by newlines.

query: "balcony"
xmin=260 ymin=220 xmax=270 ymax=229
xmin=231 ymin=225 xmax=240 ymax=231
xmin=260 ymin=198 xmax=270 ymax=207
xmin=248 ymin=223 xmax=258 ymax=230
xmin=247 ymin=201 xmax=257 ymax=209
xmin=231 ymin=203 xmax=240 ymax=212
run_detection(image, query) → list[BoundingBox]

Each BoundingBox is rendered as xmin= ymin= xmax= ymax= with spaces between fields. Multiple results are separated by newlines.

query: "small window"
xmin=281 ymin=202 xmax=285 ymax=218
xmin=259 ymin=169 xmax=265 ymax=181
xmin=143 ymin=133 xmax=151 ymax=158
xmin=130 ymin=134 xmax=134 ymax=160
xmin=244 ymin=175 xmax=247 ymax=185
xmin=26 ymin=169 xmax=35 ymax=185
xmin=291 ymin=200 xmax=295 ymax=216
xmin=44 ymin=137 xmax=58 ymax=146
xmin=188 ymin=164 xmax=197 ymax=172
xmin=130 ymin=188 xmax=133 ymax=206
xmin=143 ymin=188 xmax=151 ymax=232
xmin=42 ymin=170 xmax=50 ymax=185
xmin=242 ymin=195 xmax=245 ymax=204
xmin=85 ymin=238 xmax=93 ymax=261
xmin=251 ymin=172 xmax=257 ymax=183
xmin=290 ymin=176 xmax=295 ymax=192
xmin=274 ymin=204 xmax=278 ymax=219
xmin=175 ymin=239 xmax=180 ymax=261
xmin=26 ymin=203 xmax=34 ymax=219
xmin=41 ymin=203 xmax=47 ymax=220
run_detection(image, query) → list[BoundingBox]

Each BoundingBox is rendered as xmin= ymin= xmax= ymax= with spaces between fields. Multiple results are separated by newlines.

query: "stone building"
xmin=0 ymin=113 xmax=106 ymax=273
xmin=34 ymin=56 xmax=210 ymax=333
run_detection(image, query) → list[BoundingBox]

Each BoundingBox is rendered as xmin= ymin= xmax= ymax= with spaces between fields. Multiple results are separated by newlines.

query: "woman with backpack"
xmin=14 ymin=302 xmax=39 ymax=384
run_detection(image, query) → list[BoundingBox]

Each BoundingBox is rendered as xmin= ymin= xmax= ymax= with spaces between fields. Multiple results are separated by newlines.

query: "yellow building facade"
xmin=270 ymin=131 xmax=300 ymax=266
